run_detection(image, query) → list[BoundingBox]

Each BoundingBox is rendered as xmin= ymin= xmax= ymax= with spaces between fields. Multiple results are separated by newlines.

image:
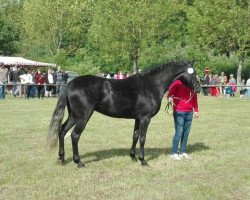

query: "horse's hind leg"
xmin=58 ymin=115 xmax=76 ymax=164
xmin=71 ymin=112 xmax=93 ymax=168
xmin=130 ymin=119 xmax=139 ymax=161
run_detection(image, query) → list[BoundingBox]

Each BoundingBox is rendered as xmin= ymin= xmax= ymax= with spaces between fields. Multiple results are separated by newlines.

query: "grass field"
xmin=0 ymin=94 xmax=249 ymax=200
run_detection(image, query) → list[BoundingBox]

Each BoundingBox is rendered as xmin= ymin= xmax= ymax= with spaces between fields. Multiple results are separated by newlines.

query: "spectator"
xmin=35 ymin=69 xmax=45 ymax=99
xmin=239 ymin=79 xmax=246 ymax=99
xmin=12 ymin=65 xmax=22 ymax=97
xmin=228 ymin=74 xmax=236 ymax=97
xmin=26 ymin=69 xmax=34 ymax=99
xmin=55 ymin=66 xmax=64 ymax=96
xmin=218 ymin=72 xmax=227 ymax=96
xmin=225 ymin=83 xmax=232 ymax=97
xmin=19 ymin=70 xmax=28 ymax=98
xmin=116 ymin=71 xmax=126 ymax=80
xmin=106 ymin=73 xmax=111 ymax=79
xmin=62 ymin=70 xmax=68 ymax=84
xmin=52 ymin=70 xmax=57 ymax=96
xmin=0 ymin=62 xmax=8 ymax=100
xmin=246 ymin=78 xmax=250 ymax=98
xmin=44 ymin=68 xmax=54 ymax=98
xmin=210 ymin=74 xmax=219 ymax=97
xmin=202 ymin=73 xmax=210 ymax=96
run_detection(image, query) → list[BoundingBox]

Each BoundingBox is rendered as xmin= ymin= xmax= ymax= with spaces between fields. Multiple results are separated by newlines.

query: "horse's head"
xmin=178 ymin=63 xmax=201 ymax=93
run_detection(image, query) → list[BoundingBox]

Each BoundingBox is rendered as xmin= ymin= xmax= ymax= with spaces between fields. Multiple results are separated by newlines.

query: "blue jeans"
xmin=172 ymin=111 xmax=193 ymax=154
xmin=0 ymin=83 xmax=6 ymax=100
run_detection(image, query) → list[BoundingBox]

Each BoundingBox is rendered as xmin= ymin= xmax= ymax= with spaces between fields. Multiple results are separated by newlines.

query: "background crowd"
xmin=1 ymin=62 xmax=250 ymax=100
xmin=200 ymin=69 xmax=250 ymax=99
xmin=0 ymin=62 xmax=68 ymax=100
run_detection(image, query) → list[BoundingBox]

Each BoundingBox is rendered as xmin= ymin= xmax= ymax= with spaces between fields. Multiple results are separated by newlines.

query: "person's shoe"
xmin=170 ymin=154 xmax=181 ymax=160
xmin=179 ymin=153 xmax=191 ymax=159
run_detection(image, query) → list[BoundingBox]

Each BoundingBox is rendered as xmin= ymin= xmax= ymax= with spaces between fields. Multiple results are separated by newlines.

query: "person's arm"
xmin=193 ymin=93 xmax=199 ymax=118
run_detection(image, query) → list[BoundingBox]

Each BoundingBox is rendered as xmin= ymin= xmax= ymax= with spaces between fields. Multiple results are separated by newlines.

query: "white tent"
xmin=0 ymin=56 xmax=56 ymax=68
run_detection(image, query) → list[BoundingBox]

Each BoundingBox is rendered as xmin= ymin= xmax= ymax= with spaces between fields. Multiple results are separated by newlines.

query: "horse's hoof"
xmin=77 ymin=162 xmax=85 ymax=168
xmin=141 ymin=160 xmax=149 ymax=166
xmin=131 ymin=156 xmax=137 ymax=162
xmin=57 ymin=158 xmax=65 ymax=165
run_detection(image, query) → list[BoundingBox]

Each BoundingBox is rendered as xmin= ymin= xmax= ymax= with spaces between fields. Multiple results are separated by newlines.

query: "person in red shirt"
xmin=166 ymin=79 xmax=199 ymax=160
xmin=35 ymin=69 xmax=45 ymax=98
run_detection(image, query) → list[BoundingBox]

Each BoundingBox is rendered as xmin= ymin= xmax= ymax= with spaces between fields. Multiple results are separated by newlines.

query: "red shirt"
xmin=166 ymin=80 xmax=198 ymax=112
xmin=35 ymin=73 xmax=45 ymax=84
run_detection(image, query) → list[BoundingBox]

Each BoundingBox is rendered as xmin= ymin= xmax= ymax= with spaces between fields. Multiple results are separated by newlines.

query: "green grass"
xmin=0 ymin=94 xmax=249 ymax=200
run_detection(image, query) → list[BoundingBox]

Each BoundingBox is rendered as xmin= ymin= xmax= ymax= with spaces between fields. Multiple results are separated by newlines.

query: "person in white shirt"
xmin=44 ymin=68 xmax=54 ymax=98
xmin=19 ymin=71 xmax=28 ymax=98
xmin=26 ymin=69 xmax=34 ymax=99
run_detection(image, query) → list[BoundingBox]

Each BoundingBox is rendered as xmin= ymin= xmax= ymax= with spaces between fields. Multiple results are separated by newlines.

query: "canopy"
xmin=0 ymin=56 xmax=56 ymax=68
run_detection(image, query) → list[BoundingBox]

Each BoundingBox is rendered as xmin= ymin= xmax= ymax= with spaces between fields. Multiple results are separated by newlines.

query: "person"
xmin=106 ymin=73 xmax=111 ymax=79
xmin=202 ymin=73 xmax=210 ymax=96
xmin=166 ymin=79 xmax=199 ymax=160
xmin=210 ymin=74 xmax=219 ymax=97
xmin=0 ymin=62 xmax=8 ymax=100
xmin=35 ymin=69 xmax=45 ymax=98
xmin=44 ymin=68 xmax=54 ymax=98
xmin=218 ymin=72 xmax=227 ymax=96
xmin=62 ymin=70 xmax=68 ymax=84
xmin=225 ymin=83 xmax=232 ymax=97
xmin=26 ymin=69 xmax=34 ymax=99
xmin=12 ymin=65 xmax=22 ymax=97
xmin=55 ymin=66 xmax=64 ymax=96
xmin=19 ymin=70 xmax=28 ymax=98
xmin=239 ymin=79 xmax=246 ymax=98
xmin=246 ymin=78 xmax=250 ymax=98
xmin=228 ymin=74 xmax=236 ymax=97
xmin=116 ymin=71 xmax=126 ymax=80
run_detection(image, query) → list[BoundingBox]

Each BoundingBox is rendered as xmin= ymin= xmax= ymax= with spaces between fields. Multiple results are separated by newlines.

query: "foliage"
xmin=0 ymin=1 xmax=21 ymax=55
xmin=87 ymin=0 xmax=188 ymax=72
xmin=0 ymin=0 xmax=249 ymax=77
xmin=186 ymin=0 xmax=250 ymax=82
xmin=22 ymin=0 xmax=92 ymax=57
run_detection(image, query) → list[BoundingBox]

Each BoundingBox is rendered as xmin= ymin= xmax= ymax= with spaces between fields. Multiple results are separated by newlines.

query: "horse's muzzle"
xmin=194 ymin=85 xmax=201 ymax=93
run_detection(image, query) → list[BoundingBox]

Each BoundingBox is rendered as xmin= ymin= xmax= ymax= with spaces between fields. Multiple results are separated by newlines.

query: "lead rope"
xmin=165 ymin=91 xmax=195 ymax=115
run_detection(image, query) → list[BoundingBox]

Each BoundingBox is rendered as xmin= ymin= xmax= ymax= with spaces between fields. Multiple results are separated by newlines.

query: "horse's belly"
xmin=95 ymin=99 xmax=135 ymax=119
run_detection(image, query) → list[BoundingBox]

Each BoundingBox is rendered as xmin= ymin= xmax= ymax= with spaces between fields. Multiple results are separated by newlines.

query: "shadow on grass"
xmin=64 ymin=142 xmax=210 ymax=165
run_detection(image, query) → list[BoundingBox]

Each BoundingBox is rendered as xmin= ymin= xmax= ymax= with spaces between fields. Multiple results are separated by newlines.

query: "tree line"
xmin=0 ymin=0 xmax=249 ymax=83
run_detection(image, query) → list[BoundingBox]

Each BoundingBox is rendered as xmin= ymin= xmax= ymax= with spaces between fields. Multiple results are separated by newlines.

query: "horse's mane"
xmin=141 ymin=60 xmax=191 ymax=75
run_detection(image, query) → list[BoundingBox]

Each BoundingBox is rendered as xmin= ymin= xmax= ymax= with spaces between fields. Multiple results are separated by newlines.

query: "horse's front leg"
xmin=138 ymin=117 xmax=151 ymax=166
xmin=130 ymin=119 xmax=139 ymax=161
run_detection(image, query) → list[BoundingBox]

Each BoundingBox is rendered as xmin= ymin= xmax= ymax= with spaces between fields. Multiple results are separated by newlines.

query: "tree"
xmin=187 ymin=0 xmax=250 ymax=84
xmin=87 ymin=0 xmax=187 ymax=73
xmin=22 ymin=0 xmax=92 ymax=57
xmin=0 ymin=0 xmax=21 ymax=55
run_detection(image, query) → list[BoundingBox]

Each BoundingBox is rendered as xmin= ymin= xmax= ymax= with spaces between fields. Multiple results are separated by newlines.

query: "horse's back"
xmin=66 ymin=75 xmax=160 ymax=119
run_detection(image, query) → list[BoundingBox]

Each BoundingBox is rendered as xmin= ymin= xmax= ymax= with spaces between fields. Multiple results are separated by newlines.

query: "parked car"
xmin=65 ymin=71 xmax=79 ymax=83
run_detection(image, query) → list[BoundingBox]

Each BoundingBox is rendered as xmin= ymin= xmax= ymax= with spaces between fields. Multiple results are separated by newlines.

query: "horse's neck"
xmin=147 ymin=66 xmax=184 ymax=97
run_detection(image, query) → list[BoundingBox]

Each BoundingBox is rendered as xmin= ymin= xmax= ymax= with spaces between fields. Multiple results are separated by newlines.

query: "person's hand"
xmin=167 ymin=97 xmax=173 ymax=103
xmin=194 ymin=112 xmax=199 ymax=118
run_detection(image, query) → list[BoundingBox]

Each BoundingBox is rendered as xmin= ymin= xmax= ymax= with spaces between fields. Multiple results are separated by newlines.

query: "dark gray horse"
xmin=47 ymin=61 xmax=200 ymax=167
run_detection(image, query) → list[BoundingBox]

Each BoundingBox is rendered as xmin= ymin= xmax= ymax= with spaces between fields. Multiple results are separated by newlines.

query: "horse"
xmin=47 ymin=61 xmax=200 ymax=167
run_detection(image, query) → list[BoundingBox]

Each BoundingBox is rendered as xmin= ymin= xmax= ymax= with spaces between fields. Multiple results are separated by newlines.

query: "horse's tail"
xmin=46 ymin=87 xmax=68 ymax=149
